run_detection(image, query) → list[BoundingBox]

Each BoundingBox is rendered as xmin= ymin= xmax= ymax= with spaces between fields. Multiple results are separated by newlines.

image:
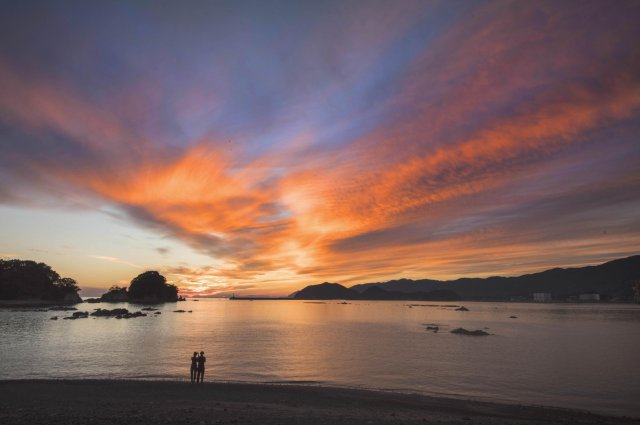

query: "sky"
xmin=1 ymin=0 xmax=639 ymax=297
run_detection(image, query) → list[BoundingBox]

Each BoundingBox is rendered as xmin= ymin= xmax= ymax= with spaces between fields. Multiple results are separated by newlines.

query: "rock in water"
xmin=456 ymin=306 xmax=469 ymax=311
xmin=91 ymin=308 xmax=129 ymax=317
xmin=450 ymin=328 xmax=490 ymax=336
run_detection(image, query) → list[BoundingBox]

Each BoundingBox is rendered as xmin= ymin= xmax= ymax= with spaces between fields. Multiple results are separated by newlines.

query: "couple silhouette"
xmin=190 ymin=351 xmax=206 ymax=383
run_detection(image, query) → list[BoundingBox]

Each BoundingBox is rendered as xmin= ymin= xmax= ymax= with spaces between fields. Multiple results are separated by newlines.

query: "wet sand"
xmin=0 ymin=380 xmax=637 ymax=425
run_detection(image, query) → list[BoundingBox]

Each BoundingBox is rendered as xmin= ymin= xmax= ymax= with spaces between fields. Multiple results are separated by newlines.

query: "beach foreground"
xmin=0 ymin=380 xmax=637 ymax=425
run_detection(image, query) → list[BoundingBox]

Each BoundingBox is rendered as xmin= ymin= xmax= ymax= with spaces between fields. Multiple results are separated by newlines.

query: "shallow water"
xmin=1 ymin=300 xmax=639 ymax=416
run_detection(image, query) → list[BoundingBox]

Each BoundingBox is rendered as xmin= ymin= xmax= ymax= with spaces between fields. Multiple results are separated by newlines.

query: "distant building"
xmin=579 ymin=293 xmax=600 ymax=301
xmin=533 ymin=292 xmax=552 ymax=302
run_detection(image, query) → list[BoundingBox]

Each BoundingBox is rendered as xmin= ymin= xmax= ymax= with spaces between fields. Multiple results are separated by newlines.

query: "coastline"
xmin=0 ymin=380 xmax=637 ymax=425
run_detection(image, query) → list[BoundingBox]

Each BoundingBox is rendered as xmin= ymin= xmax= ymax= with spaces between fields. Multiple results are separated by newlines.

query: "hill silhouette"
xmin=294 ymin=255 xmax=640 ymax=301
xmin=350 ymin=255 xmax=640 ymax=301
xmin=294 ymin=282 xmax=358 ymax=300
xmin=293 ymin=282 xmax=460 ymax=301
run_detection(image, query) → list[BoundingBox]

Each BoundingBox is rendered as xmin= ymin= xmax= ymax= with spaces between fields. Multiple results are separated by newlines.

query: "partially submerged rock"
xmin=118 ymin=311 xmax=147 ymax=319
xmin=455 ymin=306 xmax=469 ymax=311
xmin=88 ymin=308 xmax=146 ymax=319
xmin=64 ymin=311 xmax=89 ymax=320
xmin=450 ymin=328 xmax=489 ymax=336
xmin=91 ymin=308 xmax=129 ymax=317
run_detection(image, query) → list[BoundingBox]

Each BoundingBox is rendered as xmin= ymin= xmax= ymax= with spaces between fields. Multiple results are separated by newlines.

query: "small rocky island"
xmin=0 ymin=259 xmax=82 ymax=305
xmin=98 ymin=271 xmax=180 ymax=303
xmin=1 ymin=259 xmax=184 ymax=308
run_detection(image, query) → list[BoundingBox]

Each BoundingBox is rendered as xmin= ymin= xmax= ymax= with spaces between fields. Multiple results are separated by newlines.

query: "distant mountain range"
xmin=292 ymin=283 xmax=461 ymax=301
xmin=292 ymin=255 xmax=640 ymax=301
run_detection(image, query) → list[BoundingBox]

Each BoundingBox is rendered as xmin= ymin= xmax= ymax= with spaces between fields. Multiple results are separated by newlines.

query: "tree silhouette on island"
xmin=0 ymin=259 xmax=81 ymax=303
xmin=101 ymin=271 xmax=181 ymax=303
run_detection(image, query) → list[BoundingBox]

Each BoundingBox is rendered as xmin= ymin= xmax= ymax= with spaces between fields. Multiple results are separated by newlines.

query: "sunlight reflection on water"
xmin=1 ymin=300 xmax=639 ymax=416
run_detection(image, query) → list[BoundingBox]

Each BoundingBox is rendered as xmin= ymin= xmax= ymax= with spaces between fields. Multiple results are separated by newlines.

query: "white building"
xmin=579 ymin=293 xmax=600 ymax=301
xmin=533 ymin=292 xmax=552 ymax=302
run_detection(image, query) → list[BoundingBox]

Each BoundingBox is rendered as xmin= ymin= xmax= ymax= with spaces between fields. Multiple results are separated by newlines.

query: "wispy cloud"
xmin=89 ymin=255 xmax=142 ymax=269
xmin=0 ymin=1 xmax=639 ymax=295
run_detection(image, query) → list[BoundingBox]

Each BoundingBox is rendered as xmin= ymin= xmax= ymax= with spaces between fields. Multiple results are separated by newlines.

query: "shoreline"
xmin=2 ymin=298 xmax=638 ymax=307
xmin=0 ymin=380 xmax=637 ymax=425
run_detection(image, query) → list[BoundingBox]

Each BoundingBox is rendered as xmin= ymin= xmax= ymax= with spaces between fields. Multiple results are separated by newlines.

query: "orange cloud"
xmin=0 ymin=63 xmax=147 ymax=155
xmin=1 ymin=2 xmax=639 ymax=295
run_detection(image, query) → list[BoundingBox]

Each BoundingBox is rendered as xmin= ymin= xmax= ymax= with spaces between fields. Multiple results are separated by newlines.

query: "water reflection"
xmin=0 ymin=300 xmax=639 ymax=416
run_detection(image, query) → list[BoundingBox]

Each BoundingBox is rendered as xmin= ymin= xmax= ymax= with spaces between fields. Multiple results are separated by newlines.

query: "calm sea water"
xmin=1 ymin=300 xmax=639 ymax=416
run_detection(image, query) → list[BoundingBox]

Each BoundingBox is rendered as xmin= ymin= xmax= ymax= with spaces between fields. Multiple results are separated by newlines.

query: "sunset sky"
xmin=1 ymin=1 xmax=639 ymax=297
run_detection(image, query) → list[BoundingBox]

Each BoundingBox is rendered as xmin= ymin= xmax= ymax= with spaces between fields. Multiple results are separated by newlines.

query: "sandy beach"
xmin=0 ymin=380 xmax=637 ymax=425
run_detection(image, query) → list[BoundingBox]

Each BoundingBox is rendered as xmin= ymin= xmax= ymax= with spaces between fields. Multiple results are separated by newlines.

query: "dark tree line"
xmin=102 ymin=271 xmax=178 ymax=302
xmin=0 ymin=259 xmax=79 ymax=300
xmin=128 ymin=271 xmax=178 ymax=301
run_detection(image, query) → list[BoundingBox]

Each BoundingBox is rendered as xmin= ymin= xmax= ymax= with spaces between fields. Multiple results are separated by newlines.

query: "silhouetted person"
xmin=196 ymin=351 xmax=206 ymax=383
xmin=190 ymin=351 xmax=198 ymax=383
